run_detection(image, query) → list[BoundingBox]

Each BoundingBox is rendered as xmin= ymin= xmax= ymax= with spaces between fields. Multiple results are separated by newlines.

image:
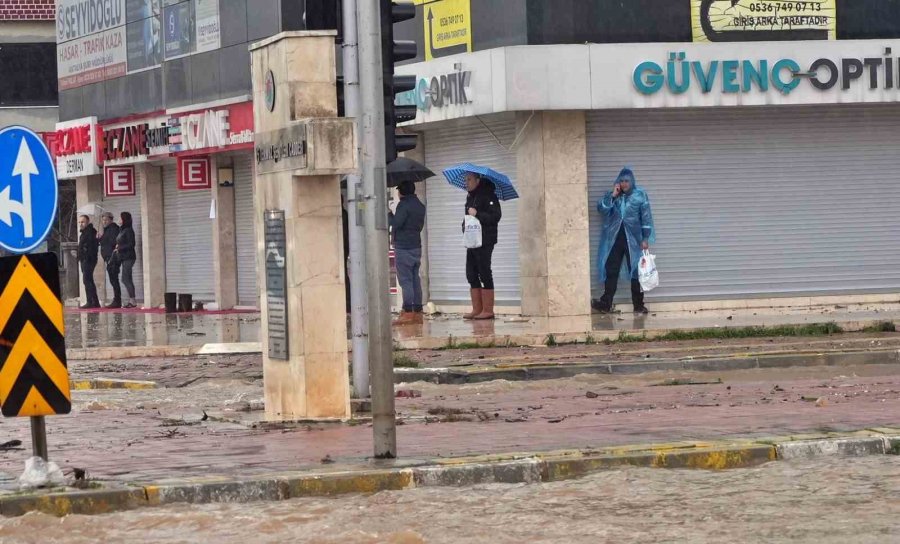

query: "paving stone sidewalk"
xmin=1 ymin=358 xmax=898 ymax=484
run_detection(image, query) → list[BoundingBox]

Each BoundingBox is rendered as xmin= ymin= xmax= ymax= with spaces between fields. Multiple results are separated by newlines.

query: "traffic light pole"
xmin=341 ymin=0 xmax=370 ymax=400
xmin=356 ymin=0 xmax=397 ymax=458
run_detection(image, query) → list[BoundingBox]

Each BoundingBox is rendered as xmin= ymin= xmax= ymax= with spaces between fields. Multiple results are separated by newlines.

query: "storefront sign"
xmin=54 ymin=117 xmax=101 ymax=177
xmin=100 ymin=116 xmax=170 ymax=165
xmin=396 ymin=49 xmax=493 ymax=124
xmin=633 ymin=48 xmax=900 ymax=96
xmin=254 ymin=124 xmax=308 ymax=175
xmin=264 ymin=210 xmax=288 ymax=360
xmin=397 ymin=69 xmax=473 ymax=112
xmin=57 ymin=0 xmax=126 ymax=42
xmin=105 ymin=165 xmax=136 ymax=196
xmin=177 ymin=156 xmax=211 ymax=190
xmin=415 ymin=0 xmax=472 ymax=60
xmin=168 ymin=101 xmax=254 ymax=154
xmin=691 ymin=0 xmax=836 ymax=43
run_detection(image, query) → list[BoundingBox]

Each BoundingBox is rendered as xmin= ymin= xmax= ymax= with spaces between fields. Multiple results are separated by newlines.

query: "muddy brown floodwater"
xmin=1 ymin=456 xmax=898 ymax=543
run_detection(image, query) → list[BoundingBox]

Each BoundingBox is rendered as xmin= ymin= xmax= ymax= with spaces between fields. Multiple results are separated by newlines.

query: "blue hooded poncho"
xmin=597 ymin=168 xmax=656 ymax=282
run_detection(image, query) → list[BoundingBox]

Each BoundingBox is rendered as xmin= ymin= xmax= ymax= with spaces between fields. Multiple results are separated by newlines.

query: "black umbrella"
xmin=386 ymin=157 xmax=435 ymax=187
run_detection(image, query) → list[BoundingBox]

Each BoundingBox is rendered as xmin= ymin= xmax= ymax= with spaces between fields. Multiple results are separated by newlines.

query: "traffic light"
xmin=381 ymin=0 xmax=417 ymax=164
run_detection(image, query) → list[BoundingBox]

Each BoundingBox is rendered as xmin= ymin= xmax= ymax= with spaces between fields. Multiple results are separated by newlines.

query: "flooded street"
xmin=2 ymin=456 xmax=898 ymax=543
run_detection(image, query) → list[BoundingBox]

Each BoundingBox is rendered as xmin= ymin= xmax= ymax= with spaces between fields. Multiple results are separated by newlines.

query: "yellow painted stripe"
xmin=0 ymin=258 xmax=63 ymax=333
xmin=18 ymin=385 xmax=54 ymax=417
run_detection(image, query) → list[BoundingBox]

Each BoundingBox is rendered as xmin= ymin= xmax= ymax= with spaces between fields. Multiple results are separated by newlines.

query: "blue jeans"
xmin=395 ymin=247 xmax=422 ymax=312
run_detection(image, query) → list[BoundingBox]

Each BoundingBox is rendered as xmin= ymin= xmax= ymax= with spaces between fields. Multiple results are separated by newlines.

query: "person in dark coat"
xmin=389 ymin=181 xmax=427 ymax=325
xmin=114 ymin=211 xmax=138 ymax=309
xmin=98 ymin=212 xmax=122 ymax=308
xmin=463 ymin=173 xmax=501 ymax=320
xmin=77 ymin=215 xmax=100 ymax=309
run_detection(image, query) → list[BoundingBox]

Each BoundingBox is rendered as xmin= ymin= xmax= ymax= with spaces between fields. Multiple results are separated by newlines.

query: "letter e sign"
xmin=105 ymin=166 xmax=136 ymax=196
xmin=178 ymin=156 xmax=211 ymax=190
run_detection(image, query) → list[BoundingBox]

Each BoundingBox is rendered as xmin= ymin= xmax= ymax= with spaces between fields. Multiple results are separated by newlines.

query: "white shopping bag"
xmin=638 ymin=250 xmax=659 ymax=292
xmin=463 ymin=215 xmax=483 ymax=249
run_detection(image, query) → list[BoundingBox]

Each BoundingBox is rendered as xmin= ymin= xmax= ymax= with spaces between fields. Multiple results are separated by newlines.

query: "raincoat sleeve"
xmin=640 ymin=195 xmax=656 ymax=244
xmin=597 ymin=190 xmax=617 ymax=215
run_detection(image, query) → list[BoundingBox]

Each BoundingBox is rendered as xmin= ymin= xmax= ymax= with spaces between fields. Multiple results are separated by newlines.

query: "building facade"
xmin=396 ymin=0 xmax=900 ymax=316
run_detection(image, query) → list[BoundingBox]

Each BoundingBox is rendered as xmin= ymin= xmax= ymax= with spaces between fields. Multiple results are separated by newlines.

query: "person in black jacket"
xmin=115 ymin=211 xmax=138 ymax=309
xmin=98 ymin=212 xmax=122 ymax=308
xmin=77 ymin=215 xmax=100 ymax=309
xmin=389 ymin=181 xmax=427 ymax=325
xmin=463 ymin=173 xmax=501 ymax=320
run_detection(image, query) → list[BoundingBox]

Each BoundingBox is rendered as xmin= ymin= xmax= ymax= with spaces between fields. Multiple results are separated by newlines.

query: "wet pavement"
xmin=1 ymin=455 xmax=897 ymax=543
xmin=63 ymin=311 xmax=260 ymax=349
xmin=62 ymin=302 xmax=900 ymax=350
xmin=0 ymin=359 xmax=898 ymax=483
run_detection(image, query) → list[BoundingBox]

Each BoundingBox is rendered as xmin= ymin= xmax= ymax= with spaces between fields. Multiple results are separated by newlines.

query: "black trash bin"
xmin=164 ymin=292 xmax=177 ymax=313
xmin=178 ymin=294 xmax=193 ymax=313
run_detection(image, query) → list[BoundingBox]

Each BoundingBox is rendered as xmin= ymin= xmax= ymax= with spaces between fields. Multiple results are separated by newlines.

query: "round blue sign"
xmin=0 ymin=126 xmax=58 ymax=254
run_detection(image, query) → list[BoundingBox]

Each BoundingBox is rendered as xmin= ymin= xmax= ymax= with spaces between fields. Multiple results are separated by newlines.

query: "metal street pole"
xmin=356 ymin=0 xmax=397 ymax=458
xmin=341 ymin=0 xmax=370 ymax=400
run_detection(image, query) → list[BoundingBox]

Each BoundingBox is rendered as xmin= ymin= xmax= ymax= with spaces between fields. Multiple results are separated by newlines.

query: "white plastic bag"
xmin=463 ymin=215 xmax=483 ymax=249
xmin=18 ymin=456 xmax=65 ymax=490
xmin=638 ymin=250 xmax=659 ymax=292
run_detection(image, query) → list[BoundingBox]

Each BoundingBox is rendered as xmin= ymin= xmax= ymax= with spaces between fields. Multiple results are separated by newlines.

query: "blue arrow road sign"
xmin=0 ymin=126 xmax=58 ymax=254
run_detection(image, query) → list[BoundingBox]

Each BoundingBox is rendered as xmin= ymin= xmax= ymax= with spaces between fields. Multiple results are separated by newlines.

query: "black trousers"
xmin=599 ymin=228 xmax=643 ymax=310
xmin=81 ymin=260 xmax=99 ymax=305
xmin=466 ymin=244 xmax=495 ymax=290
xmin=105 ymin=257 xmax=122 ymax=302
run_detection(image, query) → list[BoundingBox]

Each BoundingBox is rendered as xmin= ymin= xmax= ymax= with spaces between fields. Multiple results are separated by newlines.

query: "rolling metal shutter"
xmin=422 ymin=114 xmax=521 ymax=305
xmin=163 ymin=165 xmax=215 ymax=301
xmin=587 ymin=104 xmax=900 ymax=301
xmin=233 ymin=153 xmax=258 ymax=307
xmin=100 ymin=175 xmax=144 ymax=301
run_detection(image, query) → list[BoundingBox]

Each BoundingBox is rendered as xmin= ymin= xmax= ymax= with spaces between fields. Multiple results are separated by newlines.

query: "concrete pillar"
xmin=75 ymin=175 xmax=104 ymax=304
xmin=212 ymin=158 xmax=239 ymax=310
xmin=251 ymin=32 xmax=351 ymax=420
xmin=138 ymin=164 xmax=166 ymax=309
xmin=516 ymin=111 xmax=592 ymax=317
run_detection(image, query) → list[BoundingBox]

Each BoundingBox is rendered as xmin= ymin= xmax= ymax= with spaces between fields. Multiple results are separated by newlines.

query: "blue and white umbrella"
xmin=442 ymin=163 xmax=519 ymax=201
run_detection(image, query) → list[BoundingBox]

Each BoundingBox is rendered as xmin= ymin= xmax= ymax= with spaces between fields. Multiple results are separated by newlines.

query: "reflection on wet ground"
xmin=1 ymin=456 xmax=898 ymax=543
xmin=63 ymin=311 xmax=261 ymax=349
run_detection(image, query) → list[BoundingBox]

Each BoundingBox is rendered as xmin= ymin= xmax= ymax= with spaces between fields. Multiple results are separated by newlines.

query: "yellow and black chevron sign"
xmin=0 ymin=253 xmax=70 ymax=417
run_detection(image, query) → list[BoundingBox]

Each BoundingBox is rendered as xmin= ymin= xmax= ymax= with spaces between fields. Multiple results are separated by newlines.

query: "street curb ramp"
xmin=2 ymin=430 xmax=897 ymax=518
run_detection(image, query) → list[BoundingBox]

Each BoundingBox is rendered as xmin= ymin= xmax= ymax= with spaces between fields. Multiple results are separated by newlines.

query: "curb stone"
xmin=395 ymin=348 xmax=900 ymax=385
xmin=1 ymin=431 xmax=897 ymax=518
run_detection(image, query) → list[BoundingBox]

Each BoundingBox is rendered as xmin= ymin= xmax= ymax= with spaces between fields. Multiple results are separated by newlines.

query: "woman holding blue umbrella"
xmin=443 ymin=163 xmax=518 ymax=320
xmin=463 ymin=172 xmax=502 ymax=320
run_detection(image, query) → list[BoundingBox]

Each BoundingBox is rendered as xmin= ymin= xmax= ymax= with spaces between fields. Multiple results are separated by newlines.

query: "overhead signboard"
xmin=56 ymin=0 xmax=128 ymax=91
xmin=691 ymin=0 xmax=836 ymax=42
xmin=415 ymin=0 xmax=472 ymax=60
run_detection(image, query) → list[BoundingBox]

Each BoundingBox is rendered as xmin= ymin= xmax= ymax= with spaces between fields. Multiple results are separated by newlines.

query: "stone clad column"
xmin=137 ymin=164 xmax=166 ymax=309
xmin=212 ymin=158 xmax=239 ymax=310
xmin=517 ymin=111 xmax=592 ymax=317
xmin=251 ymin=31 xmax=352 ymax=420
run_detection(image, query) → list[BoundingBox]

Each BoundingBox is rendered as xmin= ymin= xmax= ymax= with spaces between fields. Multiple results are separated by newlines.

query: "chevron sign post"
xmin=0 ymin=254 xmax=69 ymax=460
xmin=0 ymin=126 xmax=65 ymax=461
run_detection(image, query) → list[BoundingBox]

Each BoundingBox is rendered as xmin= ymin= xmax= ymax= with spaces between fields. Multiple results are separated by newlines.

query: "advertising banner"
xmin=195 ymin=0 xmax=220 ymax=53
xmin=126 ymin=0 xmax=162 ymax=72
xmin=57 ymin=26 xmax=128 ymax=91
xmin=163 ymin=0 xmax=195 ymax=59
xmin=691 ymin=0 xmax=836 ymax=42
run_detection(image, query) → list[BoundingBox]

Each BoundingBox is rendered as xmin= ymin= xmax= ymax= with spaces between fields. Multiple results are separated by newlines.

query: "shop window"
xmin=0 ymin=43 xmax=58 ymax=107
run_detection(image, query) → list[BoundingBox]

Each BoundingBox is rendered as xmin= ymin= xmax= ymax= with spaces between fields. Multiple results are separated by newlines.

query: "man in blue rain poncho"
xmin=592 ymin=167 xmax=655 ymax=314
